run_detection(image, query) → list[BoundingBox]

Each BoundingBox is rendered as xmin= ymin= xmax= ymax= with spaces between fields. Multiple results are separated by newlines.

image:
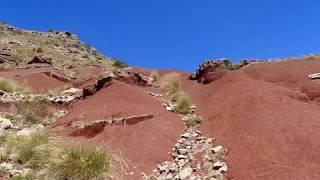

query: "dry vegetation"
xmin=16 ymin=98 xmax=53 ymax=124
xmin=184 ymin=114 xmax=202 ymax=128
xmin=160 ymin=73 xmax=193 ymax=114
xmin=0 ymin=132 xmax=112 ymax=179
xmin=150 ymin=70 xmax=160 ymax=82
xmin=0 ymin=78 xmax=30 ymax=93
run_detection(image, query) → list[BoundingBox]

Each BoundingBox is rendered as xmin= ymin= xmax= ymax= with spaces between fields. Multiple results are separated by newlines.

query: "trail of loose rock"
xmin=143 ymin=91 xmax=227 ymax=180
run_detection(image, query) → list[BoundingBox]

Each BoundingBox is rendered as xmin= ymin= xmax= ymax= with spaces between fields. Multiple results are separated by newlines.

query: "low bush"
xmin=4 ymin=132 xmax=49 ymax=164
xmin=184 ymin=115 xmax=201 ymax=128
xmin=174 ymin=94 xmax=192 ymax=114
xmin=36 ymin=47 xmax=43 ymax=53
xmin=48 ymin=146 xmax=112 ymax=179
xmin=0 ymin=79 xmax=29 ymax=93
xmin=16 ymin=98 xmax=52 ymax=124
xmin=112 ymin=59 xmax=128 ymax=69
xmin=1 ymin=132 xmax=112 ymax=179
xmin=160 ymin=73 xmax=181 ymax=98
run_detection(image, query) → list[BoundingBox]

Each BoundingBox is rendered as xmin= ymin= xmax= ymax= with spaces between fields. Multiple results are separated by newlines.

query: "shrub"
xmin=36 ymin=47 xmax=43 ymax=53
xmin=48 ymin=146 xmax=112 ymax=179
xmin=184 ymin=115 xmax=201 ymax=128
xmin=174 ymin=94 xmax=192 ymax=115
xmin=112 ymin=59 xmax=128 ymax=69
xmin=150 ymin=70 xmax=160 ymax=82
xmin=0 ymin=79 xmax=29 ymax=93
xmin=2 ymin=132 xmax=112 ymax=179
xmin=16 ymin=98 xmax=52 ymax=124
xmin=11 ymin=54 xmax=24 ymax=65
xmin=160 ymin=73 xmax=181 ymax=98
xmin=4 ymin=132 xmax=49 ymax=164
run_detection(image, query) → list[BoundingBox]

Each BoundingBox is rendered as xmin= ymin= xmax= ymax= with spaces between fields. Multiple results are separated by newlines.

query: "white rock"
xmin=62 ymin=88 xmax=81 ymax=94
xmin=178 ymin=148 xmax=188 ymax=155
xmin=0 ymin=162 xmax=13 ymax=172
xmin=213 ymin=161 xmax=226 ymax=170
xmin=219 ymin=164 xmax=228 ymax=173
xmin=211 ymin=145 xmax=224 ymax=153
xmin=179 ymin=167 xmax=193 ymax=179
xmin=16 ymin=128 xmax=36 ymax=136
xmin=0 ymin=116 xmax=12 ymax=129
xmin=165 ymin=173 xmax=173 ymax=179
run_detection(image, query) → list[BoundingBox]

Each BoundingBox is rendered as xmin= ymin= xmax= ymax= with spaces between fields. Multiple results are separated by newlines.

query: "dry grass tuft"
xmin=0 ymin=79 xmax=30 ymax=93
xmin=16 ymin=98 xmax=52 ymax=124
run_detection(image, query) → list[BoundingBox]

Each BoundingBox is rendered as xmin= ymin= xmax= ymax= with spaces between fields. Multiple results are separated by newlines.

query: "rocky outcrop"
xmin=189 ymin=59 xmax=253 ymax=84
xmin=27 ymin=56 xmax=53 ymax=65
xmin=82 ymin=73 xmax=114 ymax=97
xmin=114 ymin=70 xmax=153 ymax=86
xmin=69 ymin=114 xmax=154 ymax=138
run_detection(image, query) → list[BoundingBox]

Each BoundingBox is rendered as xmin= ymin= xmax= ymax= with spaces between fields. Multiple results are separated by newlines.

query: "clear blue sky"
xmin=1 ymin=0 xmax=320 ymax=71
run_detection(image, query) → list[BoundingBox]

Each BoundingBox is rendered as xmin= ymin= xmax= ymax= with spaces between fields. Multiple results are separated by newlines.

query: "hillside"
xmin=0 ymin=24 xmax=320 ymax=180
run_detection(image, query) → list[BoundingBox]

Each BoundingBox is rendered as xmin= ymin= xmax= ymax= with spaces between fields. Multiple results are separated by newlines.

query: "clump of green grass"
xmin=0 ymin=79 xmax=29 ymax=93
xmin=1 ymin=132 xmax=112 ymax=179
xmin=112 ymin=59 xmax=128 ymax=69
xmin=184 ymin=115 xmax=202 ymax=128
xmin=174 ymin=94 xmax=192 ymax=115
xmin=48 ymin=146 xmax=112 ymax=179
xmin=36 ymin=47 xmax=43 ymax=53
xmin=16 ymin=98 xmax=52 ymax=124
xmin=4 ymin=132 xmax=49 ymax=164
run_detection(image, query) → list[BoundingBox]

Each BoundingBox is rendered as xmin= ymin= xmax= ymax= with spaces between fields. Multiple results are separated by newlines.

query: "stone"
xmin=16 ymin=128 xmax=36 ymax=136
xmin=0 ymin=162 xmax=13 ymax=172
xmin=219 ymin=164 xmax=227 ymax=173
xmin=177 ymin=155 xmax=187 ymax=160
xmin=178 ymin=148 xmax=188 ymax=155
xmin=62 ymin=88 xmax=81 ymax=94
xmin=0 ymin=116 xmax=12 ymax=129
xmin=211 ymin=145 xmax=224 ymax=153
xmin=179 ymin=167 xmax=193 ymax=179
xmin=309 ymin=73 xmax=320 ymax=80
xmin=213 ymin=161 xmax=226 ymax=170
xmin=165 ymin=173 xmax=173 ymax=180
xmin=10 ymin=169 xmax=22 ymax=177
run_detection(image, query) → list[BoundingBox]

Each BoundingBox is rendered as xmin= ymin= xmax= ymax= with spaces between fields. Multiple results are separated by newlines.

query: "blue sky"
xmin=1 ymin=0 xmax=320 ymax=71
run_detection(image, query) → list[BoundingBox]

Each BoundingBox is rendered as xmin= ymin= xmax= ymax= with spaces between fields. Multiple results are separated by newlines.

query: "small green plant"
xmin=16 ymin=98 xmax=52 ymax=124
xmin=184 ymin=115 xmax=201 ymax=128
xmin=0 ymin=79 xmax=29 ymax=93
xmin=10 ymin=54 xmax=24 ymax=65
xmin=36 ymin=47 xmax=43 ymax=53
xmin=160 ymin=73 xmax=181 ymax=98
xmin=112 ymin=59 xmax=128 ymax=69
xmin=174 ymin=94 xmax=192 ymax=115
xmin=150 ymin=70 xmax=160 ymax=82
xmin=4 ymin=132 xmax=49 ymax=164
xmin=48 ymin=146 xmax=111 ymax=179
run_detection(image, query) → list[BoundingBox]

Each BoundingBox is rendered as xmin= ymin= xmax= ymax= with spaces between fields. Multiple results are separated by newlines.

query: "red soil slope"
xmin=182 ymin=59 xmax=320 ymax=180
xmin=52 ymin=81 xmax=184 ymax=178
xmin=15 ymin=72 xmax=67 ymax=93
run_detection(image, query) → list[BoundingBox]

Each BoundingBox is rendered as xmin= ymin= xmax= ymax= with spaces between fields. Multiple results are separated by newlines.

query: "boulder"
xmin=0 ymin=116 xmax=12 ymax=129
